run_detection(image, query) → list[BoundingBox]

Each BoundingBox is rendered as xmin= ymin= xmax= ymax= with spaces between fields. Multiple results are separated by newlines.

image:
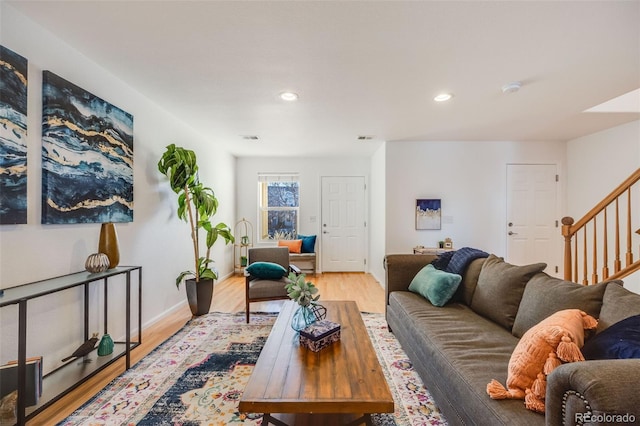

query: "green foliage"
xmin=158 ymin=144 xmax=235 ymax=287
xmin=285 ymin=272 xmax=320 ymax=307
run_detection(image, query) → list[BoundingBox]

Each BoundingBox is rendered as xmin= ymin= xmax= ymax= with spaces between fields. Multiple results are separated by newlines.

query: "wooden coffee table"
xmin=239 ymin=300 xmax=394 ymax=426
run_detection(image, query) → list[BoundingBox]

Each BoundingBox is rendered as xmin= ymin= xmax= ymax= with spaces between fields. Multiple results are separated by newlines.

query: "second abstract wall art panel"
xmin=41 ymin=71 xmax=134 ymax=224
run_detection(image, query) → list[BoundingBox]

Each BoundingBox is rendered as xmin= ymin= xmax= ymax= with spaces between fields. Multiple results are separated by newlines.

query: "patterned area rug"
xmin=59 ymin=312 xmax=447 ymax=425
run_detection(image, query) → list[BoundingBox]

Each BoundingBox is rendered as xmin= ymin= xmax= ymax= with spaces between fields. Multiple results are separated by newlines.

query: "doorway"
xmin=321 ymin=176 xmax=366 ymax=272
xmin=506 ymin=164 xmax=559 ymax=275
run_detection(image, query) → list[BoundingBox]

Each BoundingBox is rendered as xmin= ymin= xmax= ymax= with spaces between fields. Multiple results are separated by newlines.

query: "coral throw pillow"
xmin=278 ymin=239 xmax=302 ymax=254
xmin=487 ymin=309 xmax=597 ymax=413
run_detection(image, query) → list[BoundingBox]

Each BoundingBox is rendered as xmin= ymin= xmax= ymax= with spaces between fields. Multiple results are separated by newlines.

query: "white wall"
xmin=566 ymin=120 xmax=640 ymax=293
xmin=0 ymin=5 xmax=236 ymax=373
xmin=385 ymin=140 xmax=567 ymax=260
xmin=369 ymin=143 xmax=386 ymax=285
xmin=566 ymin=120 xmax=639 ymax=216
xmin=235 ymin=156 xmax=370 ymax=273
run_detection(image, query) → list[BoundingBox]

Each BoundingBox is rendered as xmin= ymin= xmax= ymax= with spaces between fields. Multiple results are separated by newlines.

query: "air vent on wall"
xmin=241 ymin=135 xmax=259 ymax=140
xmin=357 ymin=135 xmax=374 ymax=140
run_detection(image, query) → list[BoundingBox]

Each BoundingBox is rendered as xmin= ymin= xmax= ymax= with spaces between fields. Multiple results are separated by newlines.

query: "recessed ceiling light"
xmin=502 ymin=81 xmax=522 ymax=94
xmin=280 ymin=92 xmax=299 ymax=101
xmin=434 ymin=93 xmax=453 ymax=102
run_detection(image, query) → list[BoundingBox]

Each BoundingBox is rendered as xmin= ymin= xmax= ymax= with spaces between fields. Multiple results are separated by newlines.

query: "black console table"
xmin=0 ymin=266 xmax=142 ymax=425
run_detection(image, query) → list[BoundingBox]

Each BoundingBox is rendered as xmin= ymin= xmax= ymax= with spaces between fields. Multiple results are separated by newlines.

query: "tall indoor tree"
xmin=157 ymin=144 xmax=234 ymax=315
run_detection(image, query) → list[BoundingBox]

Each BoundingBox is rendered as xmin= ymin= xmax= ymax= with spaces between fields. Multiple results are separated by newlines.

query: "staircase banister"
xmin=605 ymin=259 xmax=640 ymax=282
xmin=564 ymin=168 xmax=640 ymax=235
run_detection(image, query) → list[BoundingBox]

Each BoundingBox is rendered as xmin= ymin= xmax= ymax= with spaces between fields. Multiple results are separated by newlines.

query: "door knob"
xmin=508 ymin=231 xmax=518 ymax=235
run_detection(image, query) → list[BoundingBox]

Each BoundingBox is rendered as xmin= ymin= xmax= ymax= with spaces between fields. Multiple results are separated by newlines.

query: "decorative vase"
xmin=85 ymin=253 xmax=110 ymax=273
xmin=291 ymin=305 xmax=317 ymax=332
xmin=97 ymin=333 xmax=114 ymax=356
xmin=240 ymin=256 xmax=248 ymax=267
xmin=98 ymin=222 xmax=120 ymax=269
xmin=185 ymin=278 xmax=214 ymax=316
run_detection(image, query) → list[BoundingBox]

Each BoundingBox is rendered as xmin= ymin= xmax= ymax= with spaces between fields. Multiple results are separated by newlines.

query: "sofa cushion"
xmin=470 ymin=254 xmax=546 ymax=331
xmin=278 ymin=239 xmax=302 ymax=253
xmin=512 ymin=273 xmax=612 ymax=338
xmin=582 ymin=314 xmax=640 ymax=360
xmin=597 ymin=283 xmax=640 ymax=333
xmin=454 ymin=257 xmax=486 ymax=306
xmin=245 ymin=261 xmax=287 ymax=279
xmin=387 ymin=292 xmax=544 ymax=425
xmin=408 ymin=264 xmax=462 ymax=307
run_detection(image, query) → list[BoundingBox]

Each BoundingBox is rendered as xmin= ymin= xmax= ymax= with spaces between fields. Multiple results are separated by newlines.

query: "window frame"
xmin=257 ymin=173 xmax=300 ymax=241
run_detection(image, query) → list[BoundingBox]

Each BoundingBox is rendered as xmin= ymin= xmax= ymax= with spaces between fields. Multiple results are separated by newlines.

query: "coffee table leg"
xmin=262 ymin=414 xmax=289 ymax=426
xmin=263 ymin=413 xmax=373 ymax=426
xmin=344 ymin=413 xmax=372 ymax=426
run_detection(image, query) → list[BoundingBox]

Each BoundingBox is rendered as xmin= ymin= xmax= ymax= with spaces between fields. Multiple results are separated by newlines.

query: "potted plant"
xmin=157 ymin=144 xmax=234 ymax=316
xmin=285 ymin=272 xmax=321 ymax=331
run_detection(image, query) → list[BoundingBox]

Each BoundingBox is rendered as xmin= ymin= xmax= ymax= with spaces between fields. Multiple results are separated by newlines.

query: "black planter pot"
xmin=185 ymin=278 xmax=214 ymax=316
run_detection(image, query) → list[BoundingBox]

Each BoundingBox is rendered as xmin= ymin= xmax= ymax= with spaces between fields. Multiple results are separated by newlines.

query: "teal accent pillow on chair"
xmin=409 ymin=264 xmax=462 ymax=307
xmin=246 ymin=262 xmax=287 ymax=279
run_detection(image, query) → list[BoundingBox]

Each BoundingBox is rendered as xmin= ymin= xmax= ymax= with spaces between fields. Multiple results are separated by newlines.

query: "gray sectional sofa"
xmin=384 ymin=253 xmax=640 ymax=425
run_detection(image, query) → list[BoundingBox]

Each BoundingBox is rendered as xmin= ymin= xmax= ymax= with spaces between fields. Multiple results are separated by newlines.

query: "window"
xmin=258 ymin=173 xmax=299 ymax=240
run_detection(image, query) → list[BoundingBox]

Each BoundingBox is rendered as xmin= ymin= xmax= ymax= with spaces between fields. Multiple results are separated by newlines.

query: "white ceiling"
xmin=7 ymin=0 xmax=640 ymax=157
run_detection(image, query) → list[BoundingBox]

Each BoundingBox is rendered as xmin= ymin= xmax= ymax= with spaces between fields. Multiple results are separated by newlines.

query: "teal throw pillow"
xmin=246 ymin=262 xmax=287 ymax=279
xmin=297 ymin=234 xmax=317 ymax=253
xmin=408 ymin=264 xmax=462 ymax=307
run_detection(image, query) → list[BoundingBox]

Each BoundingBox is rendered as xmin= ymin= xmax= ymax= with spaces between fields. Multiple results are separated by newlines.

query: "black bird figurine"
xmin=61 ymin=332 xmax=99 ymax=362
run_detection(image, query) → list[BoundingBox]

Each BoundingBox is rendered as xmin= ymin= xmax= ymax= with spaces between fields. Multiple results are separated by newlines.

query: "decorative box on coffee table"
xmin=299 ymin=320 xmax=341 ymax=352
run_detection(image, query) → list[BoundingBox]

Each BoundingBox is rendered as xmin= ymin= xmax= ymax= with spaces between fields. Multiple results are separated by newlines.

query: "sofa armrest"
xmin=384 ymin=254 xmax=436 ymax=305
xmin=546 ymin=359 xmax=640 ymax=426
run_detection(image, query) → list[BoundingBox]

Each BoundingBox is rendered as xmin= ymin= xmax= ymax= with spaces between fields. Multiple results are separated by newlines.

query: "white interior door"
xmin=506 ymin=164 xmax=559 ymax=275
xmin=321 ymin=176 xmax=366 ymax=272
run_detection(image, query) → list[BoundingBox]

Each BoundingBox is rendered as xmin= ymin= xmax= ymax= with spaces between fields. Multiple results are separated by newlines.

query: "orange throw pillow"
xmin=487 ymin=309 xmax=597 ymax=413
xmin=278 ymin=239 xmax=302 ymax=254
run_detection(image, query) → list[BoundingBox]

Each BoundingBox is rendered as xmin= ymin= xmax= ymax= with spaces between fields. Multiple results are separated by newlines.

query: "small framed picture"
xmin=443 ymin=237 xmax=453 ymax=249
xmin=415 ymin=199 xmax=441 ymax=230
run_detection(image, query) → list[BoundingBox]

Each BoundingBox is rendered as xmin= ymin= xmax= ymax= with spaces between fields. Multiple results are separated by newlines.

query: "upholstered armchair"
xmin=244 ymin=247 xmax=300 ymax=323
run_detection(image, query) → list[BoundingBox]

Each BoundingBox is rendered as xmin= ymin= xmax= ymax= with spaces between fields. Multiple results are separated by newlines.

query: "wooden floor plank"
xmin=28 ymin=272 xmax=385 ymax=425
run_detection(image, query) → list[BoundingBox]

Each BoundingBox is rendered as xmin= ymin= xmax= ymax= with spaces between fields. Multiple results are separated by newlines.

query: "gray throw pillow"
xmin=470 ymin=254 xmax=546 ymax=331
xmin=597 ymin=282 xmax=640 ymax=333
xmin=452 ymin=257 xmax=485 ymax=306
xmin=512 ymin=273 xmax=614 ymax=338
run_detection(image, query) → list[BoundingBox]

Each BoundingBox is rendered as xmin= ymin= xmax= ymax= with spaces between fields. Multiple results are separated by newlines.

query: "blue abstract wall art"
xmin=416 ymin=198 xmax=441 ymax=230
xmin=0 ymin=45 xmax=28 ymax=224
xmin=41 ymin=71 xmax=134 ymax=224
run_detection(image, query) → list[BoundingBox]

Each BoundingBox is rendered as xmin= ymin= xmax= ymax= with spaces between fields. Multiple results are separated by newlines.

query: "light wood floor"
xmin=28 ymin=272 xmax=385 ymax=425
